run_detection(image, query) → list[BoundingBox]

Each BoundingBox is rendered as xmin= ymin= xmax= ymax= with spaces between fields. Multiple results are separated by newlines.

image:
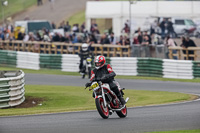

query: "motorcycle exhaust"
xmin=125 ymin=97 xmax=129 ymax=103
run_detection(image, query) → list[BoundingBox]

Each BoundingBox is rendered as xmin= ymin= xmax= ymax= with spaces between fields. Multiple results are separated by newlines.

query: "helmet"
xmin=81 ymin=43 xmax=88 ymax=51
xmin=94 ymin=55 xmax=106 ymax=69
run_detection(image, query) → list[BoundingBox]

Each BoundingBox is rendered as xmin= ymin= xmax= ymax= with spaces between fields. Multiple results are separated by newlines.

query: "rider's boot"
xmin=112 ymin=86 xmax=126 ymax=106
xmin=118 ymin=95 xmax=126 ymax=106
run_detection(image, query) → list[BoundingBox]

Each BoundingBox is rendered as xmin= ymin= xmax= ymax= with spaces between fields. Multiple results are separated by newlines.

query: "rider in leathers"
xmin=85 ymin=55 xmax=126 ymax=105
xmin=79 ymin=43 xmax=92 ymax=73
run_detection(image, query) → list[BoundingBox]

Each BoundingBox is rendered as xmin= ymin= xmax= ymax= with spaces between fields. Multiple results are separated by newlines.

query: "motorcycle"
xmin=85 ymin=79 xmax=129 ymax=119
xmin=80 ymin=57 xmax=92 ymax=79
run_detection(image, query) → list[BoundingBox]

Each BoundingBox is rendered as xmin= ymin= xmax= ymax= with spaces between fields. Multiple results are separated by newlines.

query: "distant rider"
xmin=79 ymin=43 xmax=92 ymax=73
xmin=85 ymin=55 xmax=126 ymax=105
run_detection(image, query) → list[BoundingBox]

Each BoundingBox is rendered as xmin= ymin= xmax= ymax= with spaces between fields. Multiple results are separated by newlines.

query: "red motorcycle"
xmin=86 ymin=79 xmax=129 ymax=119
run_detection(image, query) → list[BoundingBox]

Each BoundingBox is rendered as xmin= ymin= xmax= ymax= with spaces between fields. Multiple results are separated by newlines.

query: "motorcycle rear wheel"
xmin=95 ymin=98 xmax=109 ymax=119
xmin=116 ymin=106 xmax=127 ymax=118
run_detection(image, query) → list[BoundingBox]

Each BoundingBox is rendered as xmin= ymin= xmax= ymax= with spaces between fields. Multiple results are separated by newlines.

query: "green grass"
xmin=0 ymin=66 xmax=80 ymax=76
xmin=0 ymin=0 xmax=36 ymax=22
xmin=115 ymin=75 xmax=200 ymax=83
xmin=0 ymin=84 xmax=196 ymax=116
xmin=67 ymin=10 xmax=85 ymax=27
xmin=147 ymin=129 xmax=200 ymax=133
xmin=1 ymin=66 xmax=200 ymax=83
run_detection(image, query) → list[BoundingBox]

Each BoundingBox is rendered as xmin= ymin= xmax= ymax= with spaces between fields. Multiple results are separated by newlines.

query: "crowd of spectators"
xmin=0 ymin=19 xmax=197 ymax=52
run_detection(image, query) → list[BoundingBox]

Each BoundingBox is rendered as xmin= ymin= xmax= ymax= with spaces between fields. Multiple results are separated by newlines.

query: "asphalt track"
xmin=0 ymin=74 xmax=200 ymax=133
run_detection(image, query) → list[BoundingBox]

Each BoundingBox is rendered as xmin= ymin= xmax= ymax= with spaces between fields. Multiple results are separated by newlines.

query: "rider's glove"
xmin=101 ymin=74 xmax=108 ymax=81
xmin=85 ymin=82 xmax=91 ymax=87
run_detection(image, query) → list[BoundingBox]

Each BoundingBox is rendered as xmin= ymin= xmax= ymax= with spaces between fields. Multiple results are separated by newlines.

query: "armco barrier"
xmin=0 ymin=70 xmax=25 ymax=108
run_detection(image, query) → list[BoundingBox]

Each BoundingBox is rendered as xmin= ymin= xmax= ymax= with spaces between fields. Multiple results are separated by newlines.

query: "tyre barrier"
xmin=0 ymin=70 xmax=25 ymax=108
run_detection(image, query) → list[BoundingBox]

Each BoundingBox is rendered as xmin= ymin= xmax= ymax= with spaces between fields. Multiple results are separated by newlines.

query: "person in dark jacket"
xmin=185 ymin=37 xmax=197 ymax=60
xmin=85 ymin=55 xmax=126 ymax=105
xmin=79 ymin=43 xmax=92 ymax=73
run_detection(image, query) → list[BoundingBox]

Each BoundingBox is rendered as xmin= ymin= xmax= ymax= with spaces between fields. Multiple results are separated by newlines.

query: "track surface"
xmin=0 ymin=74 xmax=200 ymax=133
xmin=13 ymin=0 xmax=89 ymax=24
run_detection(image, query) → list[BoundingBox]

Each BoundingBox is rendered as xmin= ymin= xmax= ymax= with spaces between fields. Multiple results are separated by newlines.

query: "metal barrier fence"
xmin=131 ymin=44 xmax=167 ymax=59
xmin=0 ymin=70 xmax=25 ymax=108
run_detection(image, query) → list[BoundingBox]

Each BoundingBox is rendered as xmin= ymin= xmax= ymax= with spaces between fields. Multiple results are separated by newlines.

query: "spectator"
xmin=72 ymin=33 xmax=78 ymax=44
xmin=142 ymin=35 xmax=151 ymax=46
xmin=43 ymin=33 xmax=51 ymax=42
xmin=124 ymin=36 xmax=130 ymax=45
xmin=58 ymin=21 xmax=65 ymax=29
xmin=121 ymin=23 xmax=130 ymax=34
xmin=117 ymin=35 xmax=125 ymax=46
xmin=80 ymin=22 xmax=85 ymax=33
xmin=135 ymin=27 xmax=141 ymax=34
xmin=59 ymin=33 xmax=65 ymax=42
xmin=72 ymin=24 xmax=78 ymax=33
xmin=100 ymin=34 xmax=110 ymax=44
xmin=137 ymin=31 xmax=143 ymax=44
xmin=165 ymin=35 xmax=177 ymax=59
xmin=150 ymin=20 xmax=158 ymax=35
xmin=53 ymin=32 xmax=60 ymax=42
xmin=36 ymin=32 xmax=42 ymax=41
xmin=64 ymin=21 xmax=71 ymax=32
xmin=133 ymin=33 xmax=139 ymax=44
xmin=144 ymin=31 xmax=152 ymax=44
xmin=17 ymin=30 xmax=24 ymax=40
xmin=151 ymin=33 xmax=162 ymax=45
xmin=109 ymin=32 xmax=116 ymax=45
xmin=180 ymin=36 xmax=187 ymax=59
xmin=185 ymin=36 xmax=197 ymax=60
xmin=167 ymin=19 xmax=176 ymax=38
xmin=77 ymin=35 xmax=83 ymax=43
xmin=159 ymin=18 xmax=167 ymax=39
xmin=23 ymin=33 xmax=29 ymax=42
xmin=90 ymin=20 xmax=98 ymax=33
xmin=51 ymin=22 xmax=56 ymax=29
xmin=88 ymin=34 xmax=97 ymax=44
xmin=29 ymin=32 xmax=36 ymax=41
xmin=64 ymin=33 xmax=71 ymax=43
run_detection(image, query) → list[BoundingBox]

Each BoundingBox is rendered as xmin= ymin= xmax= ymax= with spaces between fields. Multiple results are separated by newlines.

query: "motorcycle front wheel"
xmin=116 ymin=106 xmax=127 ymax=118
xmin=95 ymin=98 xmax=109 ymax=119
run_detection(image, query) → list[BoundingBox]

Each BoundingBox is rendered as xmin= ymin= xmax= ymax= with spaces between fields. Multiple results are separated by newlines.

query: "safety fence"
xmin=0 ymin=50 xmax=200 ymax=79
xmin=0 ymin=70 xmax=25 ymax=108
xmin=0 ymin=40 xmax=131 ymax=57
xmin=168 ymin=47 xmax=200 ymax=60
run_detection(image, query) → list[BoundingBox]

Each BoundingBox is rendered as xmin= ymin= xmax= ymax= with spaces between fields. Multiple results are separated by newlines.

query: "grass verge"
xmin=147 ymin=129 xmax=200 ymax=133
xmin=0 ymin=85 xmax=196 ymax=116
xmin=0 ymin=66 xmax=200 ymax=83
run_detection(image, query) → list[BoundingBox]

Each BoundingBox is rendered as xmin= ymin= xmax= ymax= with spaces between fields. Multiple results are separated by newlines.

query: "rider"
xmin=85 ymin=55 xmax=126 ymax=105
xmin=79 ymin=43 xmax=92 ymax=74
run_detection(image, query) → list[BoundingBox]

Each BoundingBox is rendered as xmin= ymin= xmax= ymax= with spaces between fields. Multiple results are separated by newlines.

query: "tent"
xmin=86 ymin=1 xmax=200 ymax=37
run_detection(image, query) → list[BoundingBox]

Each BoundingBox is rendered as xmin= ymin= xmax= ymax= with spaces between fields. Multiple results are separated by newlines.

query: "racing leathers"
xmin=79 ymin=49 xmax=92 ymax=72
